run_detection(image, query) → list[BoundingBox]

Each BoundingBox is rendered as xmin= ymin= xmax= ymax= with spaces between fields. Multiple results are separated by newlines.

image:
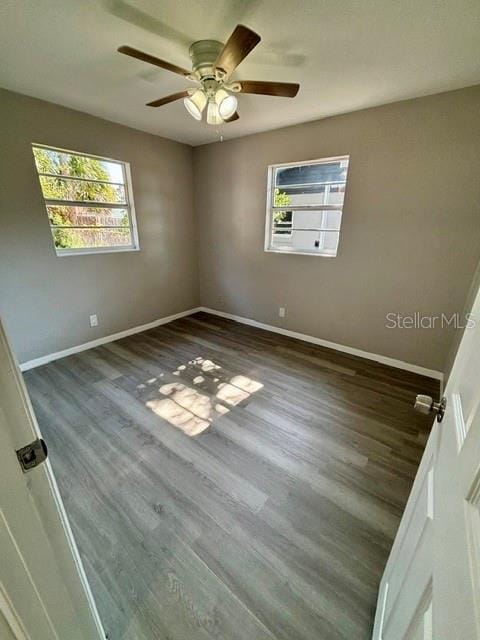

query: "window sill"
xmin=55 ymin=246 xmax=140 ymax=257
xmin=264 ymin=248 xmax=337 ymax=257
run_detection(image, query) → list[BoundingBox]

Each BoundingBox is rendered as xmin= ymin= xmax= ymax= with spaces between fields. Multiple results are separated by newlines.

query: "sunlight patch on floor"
xmin=146 ymin=397 xmax=209 ymax=436
xmin=145 ymin=357 xmax=263 ymax=437
xmin=216 ymin=383 xmax=250 ymax=406
xmin=230 ymin=375 xmax=263 ymax=394
xmin=158 ymin=383 xmax=213 ymax=420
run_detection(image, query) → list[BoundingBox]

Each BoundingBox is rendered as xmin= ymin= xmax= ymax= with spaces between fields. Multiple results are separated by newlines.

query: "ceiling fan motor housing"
xmin=189 ymin=40 xmax=224 ymax=80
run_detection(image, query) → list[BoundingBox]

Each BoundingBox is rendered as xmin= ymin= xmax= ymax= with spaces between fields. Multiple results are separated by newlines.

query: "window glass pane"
xmin=33 ymin=145 xmax=137 ymax=255
xmin=39 ymin=176 xmax=126 ymax=204
xmin=273 ymin=210 xmax=292 ymax=234
xmin=52 ymin=227 xmax=133 ymax=250
xmin=283 ymin=209 xmax=342 ymax=231
xmin=275 ymin=160 xmax=348 ymax=187
xmin=47 ymin=206 xmax=129 ymax=228
xmin=33 ymin=147 xmax=124 ymax=183
xmin=275 ymin=186 xmax=327 ymax=207
xmin=292 ymin=210 xmax=324 ymax=228
xmin=273 ymin=227 xmax=292 ymax=235
xmin=321 ymin=231 xmax=340 ymax=251
xmin=273 ymin=225 xmax=292 ymax=235
xmin=325 ymin=184 xmax=345 ymax=205
xmin=270 ymin=229 xmax=340 ymax=255
xmin=274 ymin=161 xmax=348 ymax=208
xmin=322 ymin=211 xmax=342 ymax=231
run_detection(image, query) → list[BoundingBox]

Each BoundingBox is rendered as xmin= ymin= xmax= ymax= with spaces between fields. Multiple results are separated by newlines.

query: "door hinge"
xmin=16 ymin=438 xmax=48 ymax=472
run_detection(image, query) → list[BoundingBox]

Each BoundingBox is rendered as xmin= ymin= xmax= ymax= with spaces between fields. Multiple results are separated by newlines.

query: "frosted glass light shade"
xmin=207 ymin=100 xmax=223 ymax=125
xmin=215 ymin=89 xmax=238 ymax=119
xmin=184 ymin=89 xmax=207 ymax=121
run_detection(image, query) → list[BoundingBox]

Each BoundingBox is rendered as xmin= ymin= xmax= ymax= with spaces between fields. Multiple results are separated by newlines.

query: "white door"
xmin=373 ymin=291 xmax=480 ymax=639
xmin=0 ymin=319 xmax=105 ymax=640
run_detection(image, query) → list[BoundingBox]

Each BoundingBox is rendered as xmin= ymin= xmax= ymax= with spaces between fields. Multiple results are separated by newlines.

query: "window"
xmin=265 ymin=156 xmax=350 ymax=256
xmin=32 ymin=144 xmax=139 ymax=256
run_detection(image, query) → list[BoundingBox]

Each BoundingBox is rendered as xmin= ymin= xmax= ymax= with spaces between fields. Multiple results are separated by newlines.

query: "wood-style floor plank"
xmin=24 ymin=312 xmax=438 ymax=640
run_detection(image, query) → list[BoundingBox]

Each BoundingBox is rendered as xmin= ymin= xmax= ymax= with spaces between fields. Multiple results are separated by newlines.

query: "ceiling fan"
xmin=118 ymin=24 xmax=300 ymax=125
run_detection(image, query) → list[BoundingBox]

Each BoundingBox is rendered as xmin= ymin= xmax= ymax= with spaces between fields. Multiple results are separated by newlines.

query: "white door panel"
xmin=405 ymin=597 xmax=433 ymax=640
xmin=373 ymin=284 xmax=480 ymax=639
xmin=383 ymin=460 xmax=434 ymax=628
xmin=374 ymin=428 xmax=437 ymax=640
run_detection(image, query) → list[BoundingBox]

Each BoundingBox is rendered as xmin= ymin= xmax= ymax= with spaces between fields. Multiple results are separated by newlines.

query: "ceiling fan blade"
xmin=214 ymin=25 xmax=261 ymax=77
xmin=239 ymin=80 xmax=300 ymax=98
xmin=225 ymin=111 xmax=240 ymax=122
xmin=146 ymin=91 xmax=189 ymax=107
xmin=118 ymin=45 xmax=191 ymax=77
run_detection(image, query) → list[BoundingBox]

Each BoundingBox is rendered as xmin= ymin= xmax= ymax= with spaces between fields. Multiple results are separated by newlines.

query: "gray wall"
xmin=2 ymin=85 xmax=480 ymax=373
xmin=193 ymin=86 xmax=480 ymax=373
xmin=0 ymin=89 xmax=199 ymax=363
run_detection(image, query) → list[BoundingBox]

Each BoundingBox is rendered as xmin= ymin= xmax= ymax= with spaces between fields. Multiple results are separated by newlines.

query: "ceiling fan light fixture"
xmin=183 ymin=89 xmax=207 ymax=121
xmin=207 ymin=100 xmax=224 ymax=125
xmin=215 ymin=89 xmax=238 ymax=120
xmin=118 ymin=24 xmax=300 ymax=127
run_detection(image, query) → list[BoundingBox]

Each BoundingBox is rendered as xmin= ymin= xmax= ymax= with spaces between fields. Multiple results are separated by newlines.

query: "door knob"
xmin=414 ymin=395 xmax=446 ymax=422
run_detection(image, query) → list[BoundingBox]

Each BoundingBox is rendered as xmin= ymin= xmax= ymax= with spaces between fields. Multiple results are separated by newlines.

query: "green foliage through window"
xmin=273 ymin=189 xmax=292 ymax=226
xmin=273 ymin=188 xmax=291 ymax=207
xmin=32 ymin=146 xmax=135 ymax=252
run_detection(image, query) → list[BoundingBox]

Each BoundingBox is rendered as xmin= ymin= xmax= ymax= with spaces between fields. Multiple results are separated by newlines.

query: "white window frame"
xmin=32 ymin=143 xmax=140 ymax=257
xmin=264 ymin=155 xmax=350 ymax=257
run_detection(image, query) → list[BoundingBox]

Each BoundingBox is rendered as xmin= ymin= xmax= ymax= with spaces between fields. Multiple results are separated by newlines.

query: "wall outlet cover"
xmin=279 ymin=307 xmax=286 ymax=318
xmin=89 ymin=314 xmax=98 ymax=327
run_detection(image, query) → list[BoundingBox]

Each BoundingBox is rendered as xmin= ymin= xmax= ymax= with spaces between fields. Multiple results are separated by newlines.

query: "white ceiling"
xmin=1 ymin=0 xmax=479 ymax=146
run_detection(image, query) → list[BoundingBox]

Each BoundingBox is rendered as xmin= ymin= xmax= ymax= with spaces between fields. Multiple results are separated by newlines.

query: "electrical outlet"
xmin=279 ymin=307 xmax=286 ymax=318
xmin=89 ymin=314 xmax=98 ymax=328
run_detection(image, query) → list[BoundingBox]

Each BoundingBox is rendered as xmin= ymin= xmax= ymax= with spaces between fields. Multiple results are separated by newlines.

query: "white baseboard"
xmin=19 ymin=307 xmax=202 ymax=371
xmin=198 ymin=306 xmax=444 ymax=381
xmin=20 ymin=304 xmax=443 ymax=382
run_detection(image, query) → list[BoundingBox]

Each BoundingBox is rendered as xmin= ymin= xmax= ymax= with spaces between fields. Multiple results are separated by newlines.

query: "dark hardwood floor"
xmin=24 ymin=312 xmax=438 ymax=640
